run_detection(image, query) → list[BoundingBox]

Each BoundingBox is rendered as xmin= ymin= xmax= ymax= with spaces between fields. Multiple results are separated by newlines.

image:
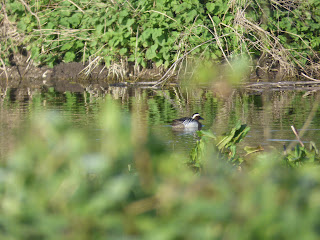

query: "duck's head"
xmin=192 ymin=113 xmax=204 ymax=121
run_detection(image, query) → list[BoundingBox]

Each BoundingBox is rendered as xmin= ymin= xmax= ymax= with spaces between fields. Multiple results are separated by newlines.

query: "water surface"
xmin=1 ymin=86 xmax=320 ymax=160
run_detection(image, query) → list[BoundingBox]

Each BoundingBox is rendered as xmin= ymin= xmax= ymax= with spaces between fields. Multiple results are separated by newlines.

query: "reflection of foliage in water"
xmin=2 ymin=87 xmax=320 ymax=155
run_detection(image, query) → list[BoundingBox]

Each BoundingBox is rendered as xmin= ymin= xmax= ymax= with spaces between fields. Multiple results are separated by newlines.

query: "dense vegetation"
xmin=2 ymin=1 xmax=320 ymax=237
xmin=1 ymin=96 xmax=320 ymax=239
xmin=1 ymin=0 xmax=320 ymax=80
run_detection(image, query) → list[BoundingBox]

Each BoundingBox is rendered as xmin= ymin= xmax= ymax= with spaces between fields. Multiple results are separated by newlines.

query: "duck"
xmin=172 ymin=113 xmax=204 ymax=130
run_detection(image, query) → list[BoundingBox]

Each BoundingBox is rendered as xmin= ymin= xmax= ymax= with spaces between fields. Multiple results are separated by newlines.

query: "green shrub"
xmin=2 ymin=0 xmax=320 ymax=77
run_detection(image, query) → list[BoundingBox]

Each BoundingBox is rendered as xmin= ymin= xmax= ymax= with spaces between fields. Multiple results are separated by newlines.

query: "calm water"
xmin=1 ymin=86 xmax=320 ymax=160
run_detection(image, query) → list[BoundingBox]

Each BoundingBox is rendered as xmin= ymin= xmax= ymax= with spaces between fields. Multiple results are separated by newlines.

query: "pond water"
xmin=1 ymin=86 xmax=320 ymax=161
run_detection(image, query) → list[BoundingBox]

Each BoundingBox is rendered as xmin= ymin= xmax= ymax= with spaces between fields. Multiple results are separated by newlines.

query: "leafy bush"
xmin=2 ymin=99 xmax=320 ymax=239
xmin=1 ymin=0 xmax=320 ymax=78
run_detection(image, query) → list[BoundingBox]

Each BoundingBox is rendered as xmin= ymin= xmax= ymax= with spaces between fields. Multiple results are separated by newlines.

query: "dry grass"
xmin=154 ymin=0 xmax=320 ymax=86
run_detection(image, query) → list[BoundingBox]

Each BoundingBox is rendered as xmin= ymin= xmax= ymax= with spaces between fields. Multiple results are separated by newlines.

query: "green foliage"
xmin=190 ymin=124 xmax=250 ymax=170
xmin=190 ymin=123 xmax=320 ymax=171
xmin=3 ymin=99 xmax=320 ymax=239
xmin=217 ymin=123 xmax=250 ymax=160
xmin=190 ymin=130 xmax=217 ymax=169
xmin=285 ymin=142 xmax=320 ymax=167
xmin=2 ymin=0 xmax=319 ymax=74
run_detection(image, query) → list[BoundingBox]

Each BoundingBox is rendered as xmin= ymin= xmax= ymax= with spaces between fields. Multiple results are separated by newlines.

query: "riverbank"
xmin=0 ymin=58 xmax=167 ymax=93
xmin=2 ymin=0 xmax=320 ymax=87
xmin=2 ymin=59 xmax=320 ymax=96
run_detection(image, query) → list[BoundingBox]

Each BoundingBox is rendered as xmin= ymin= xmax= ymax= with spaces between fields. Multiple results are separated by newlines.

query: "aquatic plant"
xmin=189 ymin=123 xmax=250 ymax=171
xmin=190 ymin=122 xmax=320 ymax=171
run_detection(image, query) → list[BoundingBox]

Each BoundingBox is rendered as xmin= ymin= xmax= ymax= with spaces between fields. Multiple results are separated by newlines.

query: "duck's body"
xmin=172 ymin=113 xmax=204 ymax=130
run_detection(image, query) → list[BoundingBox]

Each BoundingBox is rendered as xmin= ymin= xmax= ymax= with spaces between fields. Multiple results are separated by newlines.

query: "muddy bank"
xmin=0 ymin=47 xmax=169 ymax=91
xmin=1 ymin=60 xmax=167 ymax=89
xmin=0 ymin=57 xmax=174 ymax=102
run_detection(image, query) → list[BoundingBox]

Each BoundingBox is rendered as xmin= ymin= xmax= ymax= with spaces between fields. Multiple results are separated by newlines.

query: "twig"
xmin=290 ymin=125 xmax=304 ymax=147
xmin=301 ymin=72 xmax=320 ymax=82
xmin=234 ymin=10 xmax=300 ymax=76
xmin=245 ymin=81 xmax=320 ymax=88
xmin=153 ymin=35 xmax=233 ymax=87
xmin=208 ymin=14 xmax=233 ymax=69
xmin=0 ymin=58 xmax=8 ymax=86
xmin=134 ymin=28 xmax=139 ymax=78
xmin=79 ymin=56 xmax=102 ymax=76
xmin=287 ymin=95 xmax=320 ymax=150
xmin=83 ymin=41 xmax=86 ymax=65
xmin=145 ymin=10 xmax=176 ymax=22
xmin=66 ymin=0 xmax=85 ymax=13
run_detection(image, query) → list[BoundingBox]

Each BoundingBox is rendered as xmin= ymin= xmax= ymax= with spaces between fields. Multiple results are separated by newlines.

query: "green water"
xmin=1 ymin=86 xmax=320 ymax=160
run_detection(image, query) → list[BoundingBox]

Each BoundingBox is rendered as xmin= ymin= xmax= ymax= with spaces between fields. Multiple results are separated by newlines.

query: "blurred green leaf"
xmin=64 ymin=51 xmax=76 ymax=62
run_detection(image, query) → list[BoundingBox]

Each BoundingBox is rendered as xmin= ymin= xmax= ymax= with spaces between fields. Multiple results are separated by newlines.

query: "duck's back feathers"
xmin=172 ymin=117 xmax=191 ymax=129
xmin=172 ymin=117 xmax=189 ymax=124
xmin=171 ymin=113 xmax=204 ymax=130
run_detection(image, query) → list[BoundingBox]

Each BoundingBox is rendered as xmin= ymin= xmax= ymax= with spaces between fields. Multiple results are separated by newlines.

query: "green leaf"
xmin=64 ymin=52 xmax=76 ymax=63
xmin=217 ymin=123 xmax=250 ymax=151
xmin=199 ymin=130 xmax=217 ymax=140
xmin=8 ymin=1 xmax=24 ymax=13
xmin=119 ymin=48 xmax=127 ymax=55
xmin=244 ymin=145 xmax=264 ymax=155
xmin=45 ymin=22 xmax=55 ymax=30
xmin=152 ymin=29 xmax=162 ymax=41
xmin=17 ymin=21 xmax=27 ymax=31
xmin=48 ymin=60 xmax=55 ymax=68
xmin=74 ymin=41 xmax=84 ymax=49
xmin=104 ymin=56 xmax=112 ymax=66
xmin=212 ymin=16 xmax=220 ymax=25
xmin=155 ymin=59 xmax=163 ymax=67
xmin=31 ymin=46 xmax=40 ymax=58
xmin=96 ymin=24 xmax=104 ymax=34
xmin=90 ymin=40 xmax=98 ymax=47
xmin=145 ymin=44 xmax=158 ymax=59
xmin=69 ymin=13 xmax=82 ymax=27
xmin=119 ymin=10 xmax=129 ymax=17
xmin=60 ymin=18 xmax=70 ymax=27
xmin=61 ymin=43 xmax=73 ymax=51
xmin=206 ymin=3 xmax=215 ymax=12
xmin=126 ymin=18 xmax=135 ymax=27
xmin=186 ymin=10 xmax=197 ymax=23
xmin=141 ymin=28 xmax=153 ymax=41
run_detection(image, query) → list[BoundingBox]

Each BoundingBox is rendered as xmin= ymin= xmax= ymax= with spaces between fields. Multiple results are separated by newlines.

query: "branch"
xmin=66 ymin=0 xmax=85 ymax=13
xmin=301 ymin=72 xmax=320 ymax=82
xmin=290 ymin=125 xmax=304 ymax=147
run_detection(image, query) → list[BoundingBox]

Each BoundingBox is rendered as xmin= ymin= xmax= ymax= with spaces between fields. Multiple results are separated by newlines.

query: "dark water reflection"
xmin=1 ymin=86 xmax=320 ymax=160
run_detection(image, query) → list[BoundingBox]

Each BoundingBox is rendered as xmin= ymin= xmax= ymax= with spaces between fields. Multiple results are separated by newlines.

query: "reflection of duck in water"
xmin=172 ymin=113 xmax=204 ymax=130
